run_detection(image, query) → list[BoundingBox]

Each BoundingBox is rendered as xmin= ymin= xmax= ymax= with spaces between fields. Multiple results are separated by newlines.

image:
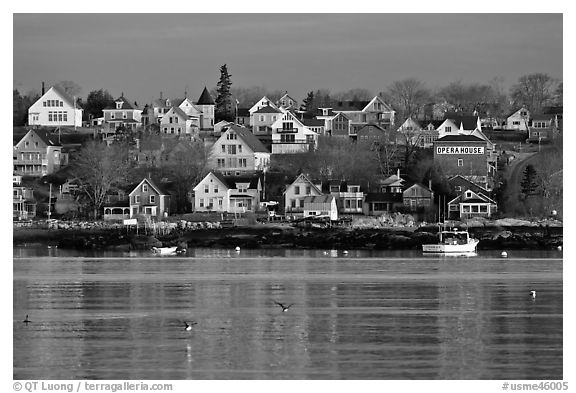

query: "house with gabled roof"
xmin=102 ymin=95 xmax=142 ymax=132
xmin=402 ymin=182 xmax=434 ymax=212
xmin=128 ymin=178 xmax=171 ymax=220
xmin=270 ymin=110 xmax=318 ymax=154
xmin=249 ymin=96 xmax=280 ymax=124
xmin=210 ymin=125 xmax=271 ymax=175
xmin=301 ymin=118 xmax=325 ymax=135
xmin=332 ymin=96 xmax=396 ymax=128
xmin=252 ymin=104 xmax=283 ymax=138
xmin=284 ymin=173 xmax=324 ymax=217
xmin=160 ymin=106 xmax=200 ymax=137
xmin=447 ymin=189 xmax=497 ymax=219
xmin=505 ymin=106 xmax=530 ymax=131
xmin=27 ymin=85 xmax=83 ymax=127
xmin=303 ymin=195 xmax=338 ymax=220
xmin=193 ymin=171 xmax=262 ymax=213
xmin=277 ymin=92 xmax=298 ymax=110
xmin=13 ymin=129 xmax=65 ymax=177
xmin=330 ymin=112 xmax=353 ymax=138
xmin=527 ymin=113 xmax=558 ymax=143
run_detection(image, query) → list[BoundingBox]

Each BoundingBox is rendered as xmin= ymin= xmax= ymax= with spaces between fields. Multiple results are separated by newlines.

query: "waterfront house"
xmin=284 ymin=173 xmax=323 ymax=218
xmin=402 ymin=182 xmax=434 ymax=212
xmin=193 ymin=171 xmax=262 ymax=213
xmin=447 ymin=189 xmax=497 ymax=219
xmin=328 ymin=181 xmax=364 ymax=215
xmin=362 ymin=192 xmax=403 ymax=216
xmin=27 ymin=85 xmax=83 ymax=128
xmin=102 ymin=95 xmax=142 ymax=133
xmin=527 ymin=113 xmax=557 ymax=143
xmin=270 ymin=111 xmax=318 ymax=154
xmin=128 ymin=178 xmax=171 ymax=220
xmin=505 ymin=107 xmax=530 ymax=131
xmin=13 ymin=175 xmax=36 ymax=220
xmin=448 ymin=175 xmax=490 ymax=196
xmin=210 ymin=125 xmax=271 ymax=175
xmin=13 ymin=129 xmax=65 ymax=177
xmin=303 ymin=195 xmax=338 ymax=220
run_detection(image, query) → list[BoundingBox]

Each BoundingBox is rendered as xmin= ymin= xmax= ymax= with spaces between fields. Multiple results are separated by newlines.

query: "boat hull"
xmin=152 ymin=246 xmax=179 ymax=255
xmin=422 ymin=239 xmax=479 ymax=254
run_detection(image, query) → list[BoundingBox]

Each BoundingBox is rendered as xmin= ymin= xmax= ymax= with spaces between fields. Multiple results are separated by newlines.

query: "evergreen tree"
xmin=301 ymin=91 xmax=315 ymax=118
xmin=85 ymin=89 xmax=115 ymax=119
xmin=215 ymin=64 xmax=234 ymax=122
xmin=520 ymin=164 xmax=539 ymax=196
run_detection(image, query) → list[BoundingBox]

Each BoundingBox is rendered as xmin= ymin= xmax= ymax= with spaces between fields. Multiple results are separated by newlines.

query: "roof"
xmin=212 ymin=171 xmax=261 ymax=190
xmin=332 ymin=100 xmax=370 ymax=112
xmin=254 ymin=105 xmax=282 ymax=114
xmin=436 ymin=134 xmax=485 ymax=142
xmin=129 ymin=178 xmax=169 ymax=196
xmin=104 ymin=96 xmax=137 ymax=110
xmin=444 ymin=114 xmax=479 ymax=130
xmin=237 ymin=108 xmax=250 ymax=117
xmin=530 ymin=113 xmax=555 ymax=121
xmin=170 ymin=106 xmax=189 ymax=119
xmin=301 ymin=118 xmax=325 ymax=127
xmin=303 ymin=195 xmax=334 ymax=204
xmin=197 ymin=87 xmax=215 ymax=105
xmin=226 ymin=125 xmax=270 ymax=153
xmin=50 ymin=85 xmax=77 ymax=107
xmin=25 ymin=129 xmax=61 ymax=147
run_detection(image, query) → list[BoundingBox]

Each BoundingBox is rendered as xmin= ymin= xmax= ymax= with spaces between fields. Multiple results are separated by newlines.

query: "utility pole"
xmin=47 ymin=183 xmax=52 ymax=220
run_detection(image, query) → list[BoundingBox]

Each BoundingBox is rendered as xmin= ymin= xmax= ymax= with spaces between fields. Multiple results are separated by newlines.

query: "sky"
xmin=12 ymin=13 xmax=563 ymax=107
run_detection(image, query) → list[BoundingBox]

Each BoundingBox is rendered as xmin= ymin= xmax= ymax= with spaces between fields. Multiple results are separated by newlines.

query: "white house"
xmin=284 ymin=173 xmax=323 ymax=217
xmin=159 ymin=106 xmax=199 ymax=137
xmin=270 ymin=110 xmax=318 ymax=154
xmin=210 ymin=125 xmax=271 ymax=175
xmin=249 ymin=96 xmax=280 ymax=125
xmin=447 ymin=189 xmax=497 ymax=219
xmin=27 ymin=85 xmax=83 ymax=127
xmin=193 ymin=171 xmax=262 ymax=213
xmin=505 ymin=107 xmax=530 ymax=131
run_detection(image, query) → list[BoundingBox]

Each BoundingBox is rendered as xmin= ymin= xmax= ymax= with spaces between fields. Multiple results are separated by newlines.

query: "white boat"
xmin=152 ymin=246 xmax=179 ymax=255
xmin=422 ymin=227 xmax=479 ymax=254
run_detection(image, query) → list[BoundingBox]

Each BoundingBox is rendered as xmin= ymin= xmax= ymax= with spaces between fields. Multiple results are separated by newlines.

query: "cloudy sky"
xmin=13 ymin=13 xmax=562 ymax=106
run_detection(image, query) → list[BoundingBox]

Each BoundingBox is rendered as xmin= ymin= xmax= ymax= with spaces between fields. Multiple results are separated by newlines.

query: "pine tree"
xmin=301 ymin=91 xmax=315 ymax=118
xmin=520 ymin=164 xmax=539 ymax=196
xmin=215 ymin=64 xmax=233 ymax=122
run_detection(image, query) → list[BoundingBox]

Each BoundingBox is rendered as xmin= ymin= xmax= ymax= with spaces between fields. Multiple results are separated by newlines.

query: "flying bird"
xmin=275 ymin=302 xmax=294 ymax=312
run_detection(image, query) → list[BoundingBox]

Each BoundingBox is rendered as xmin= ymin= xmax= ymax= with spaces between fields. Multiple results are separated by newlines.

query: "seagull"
xmin=184 ymin=321 xmax=197 ymax=331
xmin=275 ymin=302 xmax=294 ymax=312
xmin=530 ymin=290 xmax=536 ymax=299
xmin=23 ymin=315 xmax=31 ymax=324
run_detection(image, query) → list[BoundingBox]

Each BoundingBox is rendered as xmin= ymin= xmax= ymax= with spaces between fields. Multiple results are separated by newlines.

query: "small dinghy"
xmin=152 ymin=246 xmax=179 ymax=255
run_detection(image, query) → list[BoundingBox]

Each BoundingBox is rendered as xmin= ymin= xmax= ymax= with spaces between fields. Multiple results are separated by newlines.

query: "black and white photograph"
xmin=10 ymin=6 xmax=568 ymax=389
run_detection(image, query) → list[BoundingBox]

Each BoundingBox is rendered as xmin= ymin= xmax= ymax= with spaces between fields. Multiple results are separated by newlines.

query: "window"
xmin=199 ymin=199 xmax=204 ymax=208
xmin=204 ymin=185 xmax=209 ymax=193
xmin=48 ymin=112 xmax=53 ymax=122
xmin=60 ymin=101 xmax=64 ymax=107
xmin=521 ymin=111 xmax=527 ymax=116
xmin=457 ymin=159 xmax=463 ymax=167
xmin=217 ymin=158 xmax=225 ymax=168
xmin=150 ymin=195 xmax=156 ymax=203
xmin=135 ymin=195 xmax=140 ymax=203
xmin=63 ymin=112 xmax=67 ymax=121
xmin=238 ymin=145 xmax=242 ymax=153
xmin=455 ymin=186 xmax=462 ymax=192
xmin=294 ymin=186 xmax=300 ymax=195
xmin=227 ymin=145 xmax=237 ymax=154
xmin=222 ymin=145 xmax=226 ymax=153
xmin=214 ymin=185 xmax=219 ymax=193
xmin=306 ymin=186 xmax=311 ymax=195
xmin=142 ymin=184 xmax=148 ymax=192
xmin=300 ymin=199 xmax=305 ymax=208
xmin=43 ymin=102 xmax=46 ymax=107
xmin=445 ymin=126 xmax=452 ymax=132
xmin=239 ymin=158 xmax=247 ymax=168
xmin=512 ymin=121 xmax=520 ymax=125
xmin=259 ymin=115 xmax=264 ymax=122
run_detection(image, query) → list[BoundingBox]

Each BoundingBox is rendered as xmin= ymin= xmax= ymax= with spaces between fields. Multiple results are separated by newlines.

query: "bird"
xmin=23 ymin=315 xmax=31 ymax=324
xmin=530 ymin=290 xmax=536 ymax=299
xmin=235 ymin=246 xmax=241 ymax=252
xmin=275 ymin=302 xmax=294 ymax=312
xmin=184 ymin=321 xmax=197 ymax=331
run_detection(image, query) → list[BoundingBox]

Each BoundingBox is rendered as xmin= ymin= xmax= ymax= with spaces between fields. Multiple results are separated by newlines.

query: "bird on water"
xmin=275 ymin=302 xmax=294 ymax=312
xmin=184 ymin=321 xmax=198 ymax=331
xmin=23 ymin=315 xmax=31 ymax=324
xmin=530 ymin=290 xmax=536 ymax=299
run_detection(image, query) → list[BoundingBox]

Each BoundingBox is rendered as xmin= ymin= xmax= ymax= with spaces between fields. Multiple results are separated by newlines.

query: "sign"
xmin=123 ymin=218 xmax=137 ymax=225
xmin=436 ymin=146 xmax=484 ymax=155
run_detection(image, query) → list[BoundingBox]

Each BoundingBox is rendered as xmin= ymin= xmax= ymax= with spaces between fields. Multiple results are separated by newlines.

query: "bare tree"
xmin=386 ymin=78 xmax=430 ymax=119
xmin=510 ymin=73 xmax=556 ymax=113
xmin=71 ymin=140 xmax=133 ymax=218
xmin=54 ymin=80 xmax=83 ymax=98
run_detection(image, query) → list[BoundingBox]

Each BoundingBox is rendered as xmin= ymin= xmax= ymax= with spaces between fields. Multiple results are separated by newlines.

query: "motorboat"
xmin=152 ymin=246 xmax=179 ymax=255
xmin=422 ymin=227 xmax=479 ymax=254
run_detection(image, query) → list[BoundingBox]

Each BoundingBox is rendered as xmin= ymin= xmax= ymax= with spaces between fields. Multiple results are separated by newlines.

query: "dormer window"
xmin=116 ymin=101 xmax=122 ymax=109
xmin=465 ymin=191 xmax=473 ymax=198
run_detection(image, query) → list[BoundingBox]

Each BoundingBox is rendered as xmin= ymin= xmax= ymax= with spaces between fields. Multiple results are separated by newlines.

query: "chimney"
xmin=42 ymin=82 xmax=45 ymax=95
xmin=397 ymin=168 xmax=400 ymax=179
xmin=428 ymin=179 xmax=432 ymax=190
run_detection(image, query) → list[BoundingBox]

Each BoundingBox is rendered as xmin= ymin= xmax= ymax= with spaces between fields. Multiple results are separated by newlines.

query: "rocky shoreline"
xmin=13 ymin=223 xmax=563 ymax=251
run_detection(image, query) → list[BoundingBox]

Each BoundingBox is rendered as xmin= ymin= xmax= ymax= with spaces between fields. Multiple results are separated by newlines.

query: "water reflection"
xmin=13 ymin=248 xmax=562 ymax=379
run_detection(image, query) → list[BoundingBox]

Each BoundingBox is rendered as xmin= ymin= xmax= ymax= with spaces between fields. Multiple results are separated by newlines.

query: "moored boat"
xmin=152 ymin=246 xmax=179 ymax=255
xmin=422 ymin=227 xmax=479 ymax=254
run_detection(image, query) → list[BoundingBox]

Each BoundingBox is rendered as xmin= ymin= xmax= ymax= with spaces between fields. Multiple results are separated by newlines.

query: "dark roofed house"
xmin=13 ymin=129 xmax=65 ymax=177
xmin=102 ymin=94 xmax=143 ymax=133
xmin=128 ymin=177 xmax=171 ymax=220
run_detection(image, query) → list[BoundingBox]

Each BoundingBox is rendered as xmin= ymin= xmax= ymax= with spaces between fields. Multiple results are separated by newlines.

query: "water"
xmin=13 ymin=247 xmax=563 ymax=380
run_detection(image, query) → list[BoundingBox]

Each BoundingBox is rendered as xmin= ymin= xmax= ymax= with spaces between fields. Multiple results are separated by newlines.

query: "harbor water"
xmin=13 ymin=247 xmax=563 ymax=380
